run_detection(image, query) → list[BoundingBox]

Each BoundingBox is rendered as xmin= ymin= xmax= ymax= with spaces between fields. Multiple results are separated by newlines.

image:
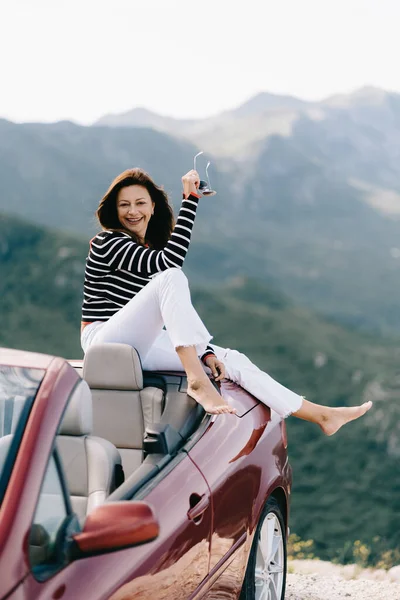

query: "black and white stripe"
xmin=82 ymin=194 xmax=200 ymax=322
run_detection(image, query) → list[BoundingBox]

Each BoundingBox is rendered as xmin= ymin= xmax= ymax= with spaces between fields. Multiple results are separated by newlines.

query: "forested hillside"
xmin=0 ymin=213 xmax=85 ymax=356
xmin=194 ymin=279 xmax=400 ymax=565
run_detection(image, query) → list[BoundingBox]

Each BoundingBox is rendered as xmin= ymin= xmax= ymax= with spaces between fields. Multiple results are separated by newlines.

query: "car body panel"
xmin=0 ymin=349 xmax=291 ymax=600
xmin=15 ymin=454 xmax=211 ymax=600
xmin=189 ymin=380 xmax=290 ymax=598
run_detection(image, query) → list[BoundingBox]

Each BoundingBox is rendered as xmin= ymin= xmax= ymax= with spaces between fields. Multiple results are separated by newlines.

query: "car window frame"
xmin=28 ymin=379 xmax=88 ymax=582
xmin=0 ymin=368 xmax=46 ymax=505
xmin=28 ymin=446 xmax=77 ymax=582
xmin=114 ymin=414 xmax=213 ymax=504
xmin=107 ymin=410 xmax=212 ymax=504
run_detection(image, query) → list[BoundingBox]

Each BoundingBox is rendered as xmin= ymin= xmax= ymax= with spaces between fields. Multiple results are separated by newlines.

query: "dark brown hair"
xmin=96 ymin=168 xmax=175 ymax=249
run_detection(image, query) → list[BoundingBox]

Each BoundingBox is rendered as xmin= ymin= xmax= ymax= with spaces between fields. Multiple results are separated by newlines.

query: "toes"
xmin=214 ymin=405 xmax=232 ymax=414
xmin=204 ymin=404 xmax=236 ymax=415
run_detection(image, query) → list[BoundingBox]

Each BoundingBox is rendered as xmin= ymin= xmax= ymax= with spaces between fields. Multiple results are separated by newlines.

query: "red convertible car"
xmin=0 ymin=343 xmax=291 ymax=600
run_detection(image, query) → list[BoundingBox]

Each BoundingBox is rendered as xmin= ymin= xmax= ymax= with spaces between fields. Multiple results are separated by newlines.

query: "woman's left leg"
xmin=211 ymin=344 xmax=372 ymax=435
xmin=210 ymin=345 xmax=303 ymax=418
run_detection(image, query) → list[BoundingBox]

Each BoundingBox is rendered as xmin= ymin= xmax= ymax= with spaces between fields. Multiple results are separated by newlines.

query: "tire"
xmin=240 ymin=496 xmax=287 ymax=600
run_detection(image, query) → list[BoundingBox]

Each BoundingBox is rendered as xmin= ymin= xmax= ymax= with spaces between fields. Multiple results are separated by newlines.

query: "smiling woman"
xmin=81 ymin=167 xmax=237 ymax=415
xmin=80 ymin=167 xmax=372 ymax=433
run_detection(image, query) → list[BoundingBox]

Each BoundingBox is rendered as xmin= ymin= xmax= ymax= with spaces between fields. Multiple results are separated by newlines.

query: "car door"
xmin=19 ymin=449 xmax=213 ymax=600
xmin=15 ymin=375 xmax=213 ymax=600
xmin=188 ymin=381 xmax=273 ymax=598
xmin=105 ymin=453 xmax=212 ymax=600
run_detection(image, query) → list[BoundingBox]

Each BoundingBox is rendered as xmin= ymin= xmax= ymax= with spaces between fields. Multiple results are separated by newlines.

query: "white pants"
xmin=81 ymin=268 xmax=303 ymax=418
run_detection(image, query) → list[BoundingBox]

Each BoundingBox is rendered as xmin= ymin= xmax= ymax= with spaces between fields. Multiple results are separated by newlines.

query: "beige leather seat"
xmin=57 ymin=379 xmax=122 ymax=520
xmin=83 ymin=343 xmax=164 ymax=478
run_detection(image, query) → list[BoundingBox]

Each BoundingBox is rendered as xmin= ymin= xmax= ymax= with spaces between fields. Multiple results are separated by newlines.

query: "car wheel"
xmin=240 ymin=497 xmax=287 ymax=600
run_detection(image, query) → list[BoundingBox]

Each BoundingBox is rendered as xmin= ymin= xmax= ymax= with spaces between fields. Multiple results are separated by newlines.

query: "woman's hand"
xmin=182 ymin=170 xmax=200 ymax=199
xmin=205 ymin=355 xmax=226 ymax=381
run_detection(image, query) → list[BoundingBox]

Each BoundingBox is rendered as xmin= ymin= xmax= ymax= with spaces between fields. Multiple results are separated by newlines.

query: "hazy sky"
xmin=1 ymin=0 xmax=399 ymax=124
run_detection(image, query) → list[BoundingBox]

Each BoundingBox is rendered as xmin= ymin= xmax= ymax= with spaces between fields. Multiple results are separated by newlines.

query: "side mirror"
xmin=72 ymin=501 xmax=159 ymax=556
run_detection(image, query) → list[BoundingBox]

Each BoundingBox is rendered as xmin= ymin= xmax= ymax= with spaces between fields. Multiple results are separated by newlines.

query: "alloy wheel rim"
xmin=254 ymin=512 xmax=285 ymax=600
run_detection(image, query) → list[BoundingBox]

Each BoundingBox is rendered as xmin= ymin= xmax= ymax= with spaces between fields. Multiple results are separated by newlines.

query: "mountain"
xmin=94 ymin=86 xmax=400 ymax=164
xmin=0 ymin=118 xmax=225 ymax=235
xmin=2 ymin=92 xmax=400 ymax=334
xmin=224 ymin=91 xmax=310 ymax=119
xmin=1 ymin=212 xmax=400 ymax=567
xmin=94 ymin=92 xmax=309 ymax=158
xmin=96 ymin=107 xmax=196 ymax=131
xmin=95 ymin=91 xmax=308 ymax=127
xmin=322 ymin=85 xmax=391 ymax=108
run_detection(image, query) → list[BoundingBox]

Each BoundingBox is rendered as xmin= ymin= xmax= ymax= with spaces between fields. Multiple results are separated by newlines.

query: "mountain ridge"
xmin=94 ymin=86 xmax=400 ymax=127
xmin=92 ymin=85 xmax=400 ymax=165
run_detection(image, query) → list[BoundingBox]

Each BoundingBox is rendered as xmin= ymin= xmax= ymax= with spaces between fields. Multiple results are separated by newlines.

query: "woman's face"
xmin=116 ymin=185 xmax=155 ymax=241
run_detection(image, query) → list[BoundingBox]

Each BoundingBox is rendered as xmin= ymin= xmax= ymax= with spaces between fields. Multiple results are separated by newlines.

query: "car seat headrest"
xmin=83 ymin=343 xmax=143 ymax=390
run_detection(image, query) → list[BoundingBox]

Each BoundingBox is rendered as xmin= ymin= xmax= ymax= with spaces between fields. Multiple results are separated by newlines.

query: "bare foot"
xmin=187 ymin=378 xmax=236 ymax=415
xmin=319 ymin=401 xmax=373 ymax=436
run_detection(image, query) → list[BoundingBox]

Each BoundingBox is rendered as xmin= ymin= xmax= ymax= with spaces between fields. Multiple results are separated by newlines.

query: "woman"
xmin=81 ymin=168 xmax=372 ymax=432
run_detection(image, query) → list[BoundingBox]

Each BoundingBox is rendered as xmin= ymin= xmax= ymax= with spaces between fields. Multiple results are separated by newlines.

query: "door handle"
xmin=187 ymin=493 xmax=210 ymax=523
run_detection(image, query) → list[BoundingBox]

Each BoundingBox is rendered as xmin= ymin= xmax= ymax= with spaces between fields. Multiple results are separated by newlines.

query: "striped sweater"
xmin=81 ymin=192 xmax=216 ymax=362
xmin=82 ymin=193 xmax=201 ymax=322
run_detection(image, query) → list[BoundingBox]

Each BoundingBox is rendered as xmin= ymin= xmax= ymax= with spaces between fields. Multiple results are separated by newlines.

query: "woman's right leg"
xmin=91 ymin=268 xmax=210 ymax=358
xmin=87 ymin=268 xmax=235 ymax=414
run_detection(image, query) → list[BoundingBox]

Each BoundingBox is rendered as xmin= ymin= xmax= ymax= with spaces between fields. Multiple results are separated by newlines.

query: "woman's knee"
xmin=162 ymin=267 xmax=186 ymax=277
xmin=156 ymin=267 xmax=188 ymax=284
xmin=224 ymin=348 xmax=255 ymax=373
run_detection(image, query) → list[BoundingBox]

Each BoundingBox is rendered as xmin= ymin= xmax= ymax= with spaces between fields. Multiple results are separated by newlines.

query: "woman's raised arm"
xmin=91 ymin=171 xmax=203 ymax=277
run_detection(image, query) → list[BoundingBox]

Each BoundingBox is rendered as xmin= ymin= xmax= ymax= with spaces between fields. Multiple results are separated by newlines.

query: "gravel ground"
xmin=287 ymin=560 xmax=400 ymax=600
xmin=287 ymin=573 xmax=400 ymax=600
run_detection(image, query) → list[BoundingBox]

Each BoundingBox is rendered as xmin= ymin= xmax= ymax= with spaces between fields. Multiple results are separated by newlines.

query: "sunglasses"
xmin=193 ymin=151 xmax=217 ymax=196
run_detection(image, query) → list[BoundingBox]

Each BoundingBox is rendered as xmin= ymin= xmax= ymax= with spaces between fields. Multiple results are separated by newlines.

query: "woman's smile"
xmin=126 ymin=217 xmax=143 ymax=224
